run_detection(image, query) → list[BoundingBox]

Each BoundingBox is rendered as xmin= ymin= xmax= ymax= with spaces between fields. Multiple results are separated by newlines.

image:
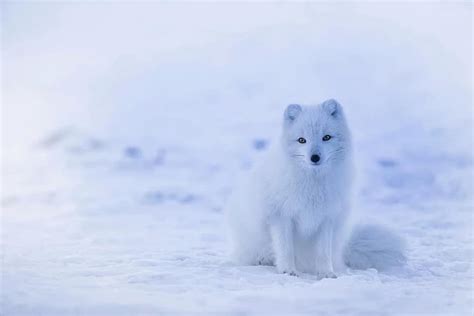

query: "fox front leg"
xmin=314 ymin=222 xmax=337 ymax=279
xmin=270 ymin=219 xmax=298 ymax=276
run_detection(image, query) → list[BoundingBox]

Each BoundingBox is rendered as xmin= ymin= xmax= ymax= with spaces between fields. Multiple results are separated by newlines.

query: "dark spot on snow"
xmin=178 ymin=194 xmax=196 ymax=204
xmin=152 ymin=149 xmax=166 ymax=166
xmin=208 ymin=164 xmax=221 ymax=173
xmin=40 ymin=127 xmax=105 ymax=153
xmin=211 ymin=206 xmax=222 ymax=213
xmin=40 ymin=128 xmax=73 ymax=148
xmin=124 ymin=146 xmax=142 ymax=159
xmin=452 ymin=155 xmax=473 ymax=168
xmin=142 ymin=191 xmax=198 ymax=205
xmin=253 ymin=139 xmax=268 ymax=151
xmin=384 ymin=171 xmax=435 ymax=189
xmin=143 ymin=191 xmax=165 ymax=204
xmin=174 ymin=255 xmax=190 ymax=261
xmin=378 ymin=159 xmax=398 ymax=168
xmin=88 ymin=138 xmax=105 ymax=150
xmin=167 ymin=193 xmax=197 ymax=204
xmin=240 ymin=157 xmax=254 ymax=170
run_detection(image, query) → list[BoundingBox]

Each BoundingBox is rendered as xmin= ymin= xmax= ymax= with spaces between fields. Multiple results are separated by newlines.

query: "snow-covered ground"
xmin=2 ymin=2 xmax=473 ymax=315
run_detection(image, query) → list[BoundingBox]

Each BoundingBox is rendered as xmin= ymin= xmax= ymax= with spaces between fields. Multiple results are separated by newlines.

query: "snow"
xmin=1 ymin=2 xmax=473 ymax=315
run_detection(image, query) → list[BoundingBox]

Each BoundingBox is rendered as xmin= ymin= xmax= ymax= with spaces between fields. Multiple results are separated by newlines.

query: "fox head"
xmin=281 ymin=99 xmax=352 ymax=172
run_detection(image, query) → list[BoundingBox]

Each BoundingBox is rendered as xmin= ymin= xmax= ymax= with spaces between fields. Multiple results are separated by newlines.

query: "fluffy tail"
xmin=343 ymin=224 xmax=407 ymax=271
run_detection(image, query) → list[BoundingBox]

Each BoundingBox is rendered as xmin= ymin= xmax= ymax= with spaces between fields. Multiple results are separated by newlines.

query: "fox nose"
xmin=311 ymin=154 xmax=320 ymax=163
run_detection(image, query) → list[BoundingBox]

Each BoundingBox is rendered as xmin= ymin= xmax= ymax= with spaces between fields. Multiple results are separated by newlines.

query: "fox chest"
xmin=296 ymin=196 xmax=330 ymax=235
xmin=272 ymin=187 xmax=336 ymax=235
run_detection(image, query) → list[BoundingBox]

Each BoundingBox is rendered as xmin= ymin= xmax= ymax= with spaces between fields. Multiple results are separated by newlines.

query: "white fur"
xmin=226 ymin=99 xmax=405 ymax=278
xmin=343 ymin=224 xmax=406 ymax=271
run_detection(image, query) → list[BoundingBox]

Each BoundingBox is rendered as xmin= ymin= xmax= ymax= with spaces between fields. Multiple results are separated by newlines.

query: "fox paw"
xmin=284 ymin=270 xmax=299 ymax=277
xmin=316 ymin=271 xmax=337 ymax=280
xmin=279 ymin=269 xmax=299 ymax=277
xmin=257 ymin=257 xmax=273 ymax=266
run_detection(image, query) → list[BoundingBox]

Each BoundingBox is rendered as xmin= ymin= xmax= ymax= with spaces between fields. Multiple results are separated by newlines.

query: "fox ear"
xmin=284 ymin=104 xmax=302 ymax=122
xmin=322 ymin=99 xmax=342 ymax=118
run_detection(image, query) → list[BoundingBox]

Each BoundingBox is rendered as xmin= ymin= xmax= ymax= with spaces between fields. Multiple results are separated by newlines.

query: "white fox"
xmin=226 ymin=99 xmax=405 ymax=278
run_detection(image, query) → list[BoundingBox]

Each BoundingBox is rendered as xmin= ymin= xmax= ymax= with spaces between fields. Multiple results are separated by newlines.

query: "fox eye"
xmin=322 ymin=135 xmax=332 ymax=141
xmin=297 ymin=137 xmax=306 ymax=144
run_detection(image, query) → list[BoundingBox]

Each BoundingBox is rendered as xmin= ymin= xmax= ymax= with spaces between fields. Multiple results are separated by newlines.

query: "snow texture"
xmin=2 ymin=2 xmax=473 ymax=315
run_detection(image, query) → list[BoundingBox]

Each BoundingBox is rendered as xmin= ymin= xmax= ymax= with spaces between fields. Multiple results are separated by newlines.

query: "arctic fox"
xmin=226 ymin=99 xmax=405 ymax=278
